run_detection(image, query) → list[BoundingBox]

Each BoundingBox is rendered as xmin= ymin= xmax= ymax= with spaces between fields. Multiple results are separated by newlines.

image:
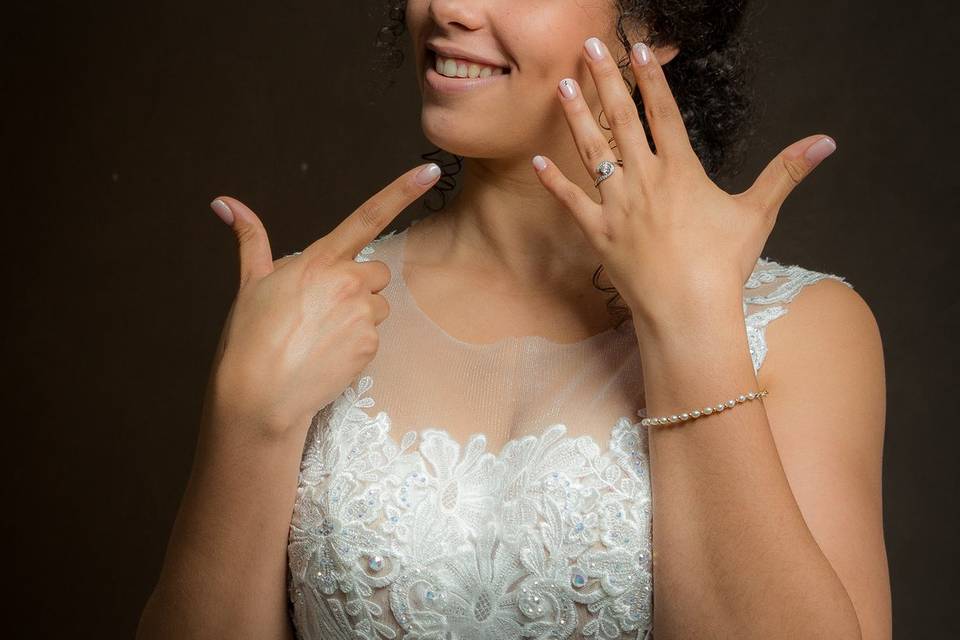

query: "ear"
xmin=620 ymin=22 xmax=681 ymax=66
xmin=650 ymin=43 xmax=680 ymax=65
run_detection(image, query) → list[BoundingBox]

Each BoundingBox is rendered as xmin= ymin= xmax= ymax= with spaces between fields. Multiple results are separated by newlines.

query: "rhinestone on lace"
xmin=571 ymin=567 xmax=588 ymax=588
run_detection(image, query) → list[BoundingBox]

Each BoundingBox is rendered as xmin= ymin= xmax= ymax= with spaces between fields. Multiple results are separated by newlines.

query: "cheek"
xmin=404 ymin=0 xmax=431 ymax=62
xmin=405 ymin=0 xmax=430 ymax=24
xmin=510 ymin=5 xmax=603 ymax=84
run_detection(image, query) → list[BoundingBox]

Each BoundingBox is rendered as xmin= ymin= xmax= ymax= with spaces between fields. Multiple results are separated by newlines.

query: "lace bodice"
xmin=285 ymin=223 xmax=853 ymax=640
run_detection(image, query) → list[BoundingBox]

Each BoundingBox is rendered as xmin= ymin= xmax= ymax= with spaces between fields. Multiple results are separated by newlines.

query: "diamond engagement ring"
xmin=594 ymin=159 xmax=623 ymax=188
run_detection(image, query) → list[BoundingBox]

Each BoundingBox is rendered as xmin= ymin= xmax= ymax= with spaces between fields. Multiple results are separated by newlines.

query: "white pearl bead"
xmin=641 ymin=390 xmax=766 ymax=429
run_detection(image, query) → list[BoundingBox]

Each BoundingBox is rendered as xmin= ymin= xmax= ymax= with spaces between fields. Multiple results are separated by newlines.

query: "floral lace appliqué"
xmin=743 ymin=258 xmax=854 ymax=371
xmin=288 ymin=375 xmax=654 ymax=640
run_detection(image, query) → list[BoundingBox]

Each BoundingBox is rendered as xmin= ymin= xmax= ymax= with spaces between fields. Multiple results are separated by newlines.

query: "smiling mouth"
xmin=427 ymin=50 xmax=511 ymax=79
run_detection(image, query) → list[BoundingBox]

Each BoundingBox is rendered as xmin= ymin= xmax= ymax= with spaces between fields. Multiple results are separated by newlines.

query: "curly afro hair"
xmin=370 ymin=0 xmax=760 ymax=327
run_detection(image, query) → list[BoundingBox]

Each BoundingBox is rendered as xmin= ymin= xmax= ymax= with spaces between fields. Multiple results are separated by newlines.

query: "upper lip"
xmin=425 ymin=41 xmax=510 ymax=70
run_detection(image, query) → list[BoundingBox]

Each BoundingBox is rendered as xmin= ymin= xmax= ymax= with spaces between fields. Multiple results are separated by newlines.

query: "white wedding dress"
xmin=285 ymin=221 xmax=853 ymax=640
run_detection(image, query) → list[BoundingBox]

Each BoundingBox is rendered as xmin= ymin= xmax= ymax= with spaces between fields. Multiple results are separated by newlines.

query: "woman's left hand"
xmin=532 ymin=36 xmax=838 ymax=330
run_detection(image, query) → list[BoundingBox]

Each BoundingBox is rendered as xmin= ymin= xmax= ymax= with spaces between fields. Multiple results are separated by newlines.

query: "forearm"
xmin=137 ymin=403 xmax=306 ymax=640
xmin=636 ymin=301 xmax=861 ymax=639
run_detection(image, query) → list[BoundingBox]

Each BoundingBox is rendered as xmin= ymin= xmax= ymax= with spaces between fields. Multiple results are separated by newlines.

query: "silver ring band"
xmin=594 ymin=159 xmax=623 ymax=188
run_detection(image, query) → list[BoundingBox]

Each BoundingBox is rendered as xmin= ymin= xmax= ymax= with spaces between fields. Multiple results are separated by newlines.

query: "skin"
xmin=136 ymin=167 xmax=445 ymax=640
xmin=402 ymin=0 xmax=679 ymax=335
xmin=404 ymin=0 xmax=892 ymax=638
xmin=137 ymin=0 xmax=891 ymax=638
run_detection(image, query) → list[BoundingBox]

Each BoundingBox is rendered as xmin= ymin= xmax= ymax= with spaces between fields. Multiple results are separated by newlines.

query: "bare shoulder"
xmin=757 ymin=276 xmax=892 ymax=639
xmin=759 ymin=276 xmax=885 ymax=435
xmin=762 ymin=275 xmax=881 ymax=357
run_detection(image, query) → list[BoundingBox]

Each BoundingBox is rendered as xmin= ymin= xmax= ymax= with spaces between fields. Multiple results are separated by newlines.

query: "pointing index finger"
xmin=304 ymin=163 xmax=442 ymax=262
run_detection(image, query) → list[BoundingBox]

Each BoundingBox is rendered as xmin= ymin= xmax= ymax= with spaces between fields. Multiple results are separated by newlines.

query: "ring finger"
xmin=557 ymin=76 xmax=623 ymax=199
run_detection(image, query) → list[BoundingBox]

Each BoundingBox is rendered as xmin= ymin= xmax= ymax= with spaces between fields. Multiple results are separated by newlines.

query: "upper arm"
xmin=757 ymin=278 xmax=891 ymax=640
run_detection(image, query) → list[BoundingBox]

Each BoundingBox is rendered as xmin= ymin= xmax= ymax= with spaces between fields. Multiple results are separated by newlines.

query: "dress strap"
xmin=353 ymin=228 xmax=400 ymax=262
xmin=743 ymin=258 xmax=854 ymax=372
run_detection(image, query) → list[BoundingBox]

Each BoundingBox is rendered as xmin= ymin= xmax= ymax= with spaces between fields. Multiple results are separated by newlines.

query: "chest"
xmin=286 ymin=374 xmax=655 ymax=640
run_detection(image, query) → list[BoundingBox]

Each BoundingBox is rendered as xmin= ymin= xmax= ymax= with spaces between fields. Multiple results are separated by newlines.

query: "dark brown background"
xmin=2 ymin=0 xmax=956 ymax=637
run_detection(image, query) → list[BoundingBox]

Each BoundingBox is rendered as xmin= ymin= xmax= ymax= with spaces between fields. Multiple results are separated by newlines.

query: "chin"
xmin=419 ymin=106 xmax=532 ymax=160
xmin=420 ymin=109 xmax=491 ymax=158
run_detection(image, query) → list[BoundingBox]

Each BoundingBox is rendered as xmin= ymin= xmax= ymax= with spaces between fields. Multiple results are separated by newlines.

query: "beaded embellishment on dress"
xmin=288 ymin=375 xmax=654 ymax=640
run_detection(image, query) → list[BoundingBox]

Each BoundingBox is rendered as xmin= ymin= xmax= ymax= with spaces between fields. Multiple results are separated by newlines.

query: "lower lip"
xmin=425 ymin=64 xmax=510 ymax=94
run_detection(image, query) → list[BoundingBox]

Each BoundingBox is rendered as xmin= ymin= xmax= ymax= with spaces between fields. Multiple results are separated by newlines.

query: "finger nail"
xmin=415 ymin=163 xmax=442 ymax=185
xmin=632 ymin=42 xmax=651 ymax=65
xmin=559 ymin=78 xmax=577 ymax=100
xmin=584 ymin=37 xmax=605 ymax=61
xmin=532 ymin=155 xmax=548 ymax=172
xmin=210 ymin=199 xmax=234 ymax=226
xmin=804 ymin=137 xmax=837 ymax=165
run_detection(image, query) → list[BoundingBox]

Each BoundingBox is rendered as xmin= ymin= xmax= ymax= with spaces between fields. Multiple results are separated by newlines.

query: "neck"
xmin=427 ymin=154 xmax=604 ymax=294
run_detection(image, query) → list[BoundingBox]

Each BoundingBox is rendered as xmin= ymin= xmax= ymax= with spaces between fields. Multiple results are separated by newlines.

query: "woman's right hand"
xmin=203 ymin=162 xmax=442 ymax=439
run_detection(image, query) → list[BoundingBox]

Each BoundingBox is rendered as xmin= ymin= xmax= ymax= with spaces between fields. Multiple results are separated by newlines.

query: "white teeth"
xmin=434 ymin=55 xmax=505 ymax=79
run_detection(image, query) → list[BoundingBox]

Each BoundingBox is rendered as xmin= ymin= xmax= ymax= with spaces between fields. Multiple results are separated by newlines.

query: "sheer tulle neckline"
xmin=395 ymin=226 xmax=630 ymax=351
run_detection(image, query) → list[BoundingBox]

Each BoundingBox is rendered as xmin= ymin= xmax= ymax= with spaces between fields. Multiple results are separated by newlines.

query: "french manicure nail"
xmin=532 ymin=155 xmax=548 ymax=172
xmin=632 ymin=42 xmax=651 ymax=65
xmin=584 ymin=37 xmax=605 ymax=61
xmin=804 ymin=137 xmax=837 ymax=165
xmin=415 ymin=163 xmax=442 ymax=185
xmin=559 ymin=78 xmax=577 ymax=100
xmin=210 ymin=199 xmax=234 ymax=226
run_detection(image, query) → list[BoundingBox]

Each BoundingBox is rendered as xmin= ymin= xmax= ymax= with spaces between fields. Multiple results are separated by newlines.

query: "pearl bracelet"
xmin=639 ymin=389 xmax=768 ymax=427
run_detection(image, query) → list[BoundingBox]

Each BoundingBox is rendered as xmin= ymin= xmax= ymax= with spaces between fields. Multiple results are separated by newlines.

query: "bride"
xmin=137 ymin=0 xmax=891 ymax=638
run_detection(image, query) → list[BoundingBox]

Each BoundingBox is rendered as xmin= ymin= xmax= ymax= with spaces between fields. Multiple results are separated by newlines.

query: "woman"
xmin=137 ymin=0 xmax=891 ymax=638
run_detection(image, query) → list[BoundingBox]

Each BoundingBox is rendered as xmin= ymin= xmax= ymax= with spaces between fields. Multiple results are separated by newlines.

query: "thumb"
xmin=210 ymin=197 xmax=274 ymax=288
xmin=741 ymin=135 xmax=837 ymax=215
